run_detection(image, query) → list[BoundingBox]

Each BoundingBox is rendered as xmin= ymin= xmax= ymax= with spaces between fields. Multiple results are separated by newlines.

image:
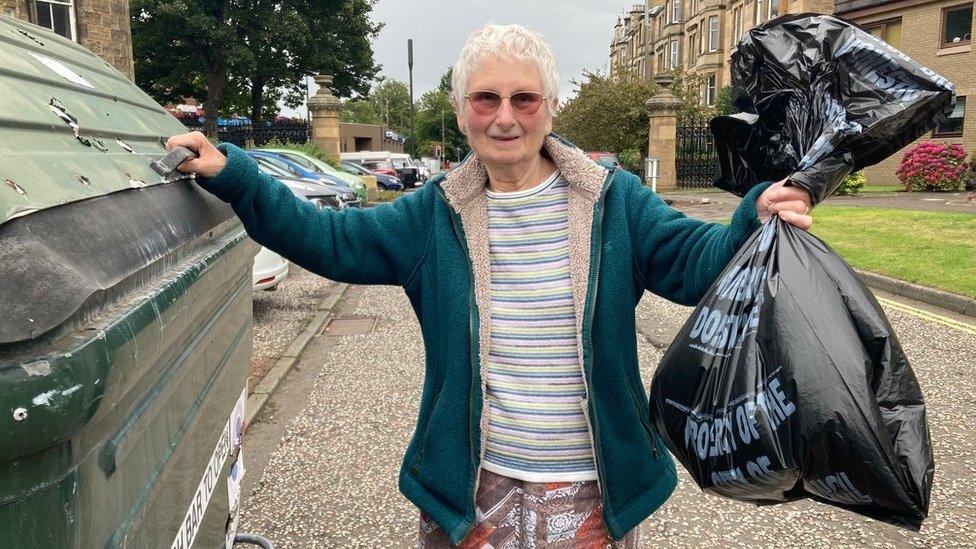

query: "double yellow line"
xmin=876 ymin=296 xmax=976 ymax=337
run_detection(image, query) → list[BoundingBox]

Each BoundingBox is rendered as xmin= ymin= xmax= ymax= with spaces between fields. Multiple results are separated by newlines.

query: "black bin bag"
xmin=649 ymin=14 xmax=950 ymax=530
xmin=710 ymin=13 xmax=955 ymax=204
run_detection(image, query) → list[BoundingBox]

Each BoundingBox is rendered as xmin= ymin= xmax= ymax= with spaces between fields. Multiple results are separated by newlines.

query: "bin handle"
xmin=150 ymin=147 xmax=198 ymax=177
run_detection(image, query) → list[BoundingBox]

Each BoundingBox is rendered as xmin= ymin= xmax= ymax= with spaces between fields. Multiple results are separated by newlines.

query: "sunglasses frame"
xmin=463 ymin=91 xmax=549 ymax=114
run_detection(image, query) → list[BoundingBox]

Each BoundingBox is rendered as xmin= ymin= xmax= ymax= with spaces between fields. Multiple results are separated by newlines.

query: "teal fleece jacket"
xmin=200 ymin=139 xmax=771 ymax=543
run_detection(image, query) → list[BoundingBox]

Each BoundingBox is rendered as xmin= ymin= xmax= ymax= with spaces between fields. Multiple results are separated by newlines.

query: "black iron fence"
xmin=675 ymin=115 xmax=719 ymax=189
xmin=182 ymin=120 xmax=310 ymax=147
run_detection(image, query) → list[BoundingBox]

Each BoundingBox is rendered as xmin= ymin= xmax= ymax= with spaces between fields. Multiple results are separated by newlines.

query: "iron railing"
xmin=675 ymin=115 xmax=719 ymax=189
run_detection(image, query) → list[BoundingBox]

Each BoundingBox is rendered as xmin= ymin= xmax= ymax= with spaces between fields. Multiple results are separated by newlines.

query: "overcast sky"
xmin=285 ymin=1 xmax=624 ymax=117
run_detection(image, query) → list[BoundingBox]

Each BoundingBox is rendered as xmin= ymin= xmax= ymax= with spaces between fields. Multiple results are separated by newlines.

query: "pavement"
xmin=234 ymin=280 xmax=976 ymax=548
xmin=249 ymin=266 xmax=339 ymax=392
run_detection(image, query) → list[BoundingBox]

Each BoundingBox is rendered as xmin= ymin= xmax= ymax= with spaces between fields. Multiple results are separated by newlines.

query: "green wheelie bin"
xmin=0 ymin=16 xmax=256 ymax=548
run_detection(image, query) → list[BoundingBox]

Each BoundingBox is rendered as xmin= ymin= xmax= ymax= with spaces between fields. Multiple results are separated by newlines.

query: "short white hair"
xmin=451 ymin=24 xmax=560 ymax=116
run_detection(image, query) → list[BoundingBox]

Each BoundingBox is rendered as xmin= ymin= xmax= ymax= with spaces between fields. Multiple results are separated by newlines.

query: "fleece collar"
xmin=439 ymin=134 xmax=608 ymax=211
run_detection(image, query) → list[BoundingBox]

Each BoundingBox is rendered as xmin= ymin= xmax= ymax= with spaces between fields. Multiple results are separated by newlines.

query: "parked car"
xmin=341 ymin=151 xmax=426 ymax=188
xmin=259 ymin=148 xmax=368 ymax=203
xmin=245 ymin=150 xmax=360 ymax=207
xmin=340 ymin=161 xmax=404 ymax=191
xmin=254 ymin=159 xmax=345 ymax=211
xmin=360 ymin=159 xmax=400 ymax=179
xmin=410 ymin=157 xmax=431 ymax=181
xmin=585 ymin=151 xmax=623 ymax=169
xmin=390 ymin=153 xmax=426 ymax=187
xmin=253 ymin=247 xmax=288 ymax=290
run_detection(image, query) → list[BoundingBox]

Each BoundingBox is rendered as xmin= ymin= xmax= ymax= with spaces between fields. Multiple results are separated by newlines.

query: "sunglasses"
xmin=464 ymin=91 xmax=547 ymax=115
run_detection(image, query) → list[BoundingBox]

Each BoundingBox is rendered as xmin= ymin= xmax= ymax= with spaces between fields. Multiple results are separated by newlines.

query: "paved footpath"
xmin=236 ymin=281 xmax=976 ymax=548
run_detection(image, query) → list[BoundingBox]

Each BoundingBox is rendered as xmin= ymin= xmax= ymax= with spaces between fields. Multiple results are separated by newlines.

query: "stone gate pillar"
xmin=646 ymin=75 xmax=682 ymax=192
xmin=308 ymin=75 xmax=341 ymax=159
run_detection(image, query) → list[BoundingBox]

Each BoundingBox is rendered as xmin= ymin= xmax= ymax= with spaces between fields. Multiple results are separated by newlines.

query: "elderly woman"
xmin=169 ymin=23 xmax=811 ymax=549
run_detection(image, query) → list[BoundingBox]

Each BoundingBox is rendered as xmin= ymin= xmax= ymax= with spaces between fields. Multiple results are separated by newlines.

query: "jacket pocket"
xmin=626 ymin=378 xmax=659 ymax=458
xmin=410 ymin=387 xmax=445 ymax=474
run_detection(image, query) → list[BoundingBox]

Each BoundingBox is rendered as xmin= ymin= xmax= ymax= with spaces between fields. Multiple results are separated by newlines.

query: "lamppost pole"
xmin=408 ymin=38 xmax=415 ymax=157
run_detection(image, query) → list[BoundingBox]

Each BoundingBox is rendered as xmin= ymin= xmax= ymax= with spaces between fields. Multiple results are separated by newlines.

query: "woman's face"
xmin=456 ymin=55 xmax=555 ymax=171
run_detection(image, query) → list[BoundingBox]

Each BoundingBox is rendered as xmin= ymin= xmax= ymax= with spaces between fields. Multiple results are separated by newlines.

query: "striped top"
xmin=482 ymin=170 xmax=597 ymax=482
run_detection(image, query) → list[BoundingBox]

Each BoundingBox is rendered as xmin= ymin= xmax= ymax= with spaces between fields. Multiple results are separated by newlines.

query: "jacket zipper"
xmin=626 ymin=379 xmax=660 ymax=458
xmin=579 ymin=169 xmax=616 ymax=519
xmin=435 ymin=186 xmax=484 ymax=541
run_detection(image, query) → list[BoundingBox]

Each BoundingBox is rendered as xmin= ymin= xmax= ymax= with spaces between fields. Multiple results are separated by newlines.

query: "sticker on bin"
xmin=29 ymin=52 xmax=95 ymax=89
xmin=171 ymin=386 xmax=247 ymax=549
xmin=225 ymin=389 xmax=247 ymax=549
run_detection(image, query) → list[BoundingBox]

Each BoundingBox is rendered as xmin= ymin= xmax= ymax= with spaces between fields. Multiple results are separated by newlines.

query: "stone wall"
xmin=3 ymin=0 xmax=134 ymax=80
xmin=340 ymin=123 xmax=405 ymax=153
xmin=76 ymin=0 xmax=134 ymax=80
xmin=842 ymin=0 xmax=974 ymax=185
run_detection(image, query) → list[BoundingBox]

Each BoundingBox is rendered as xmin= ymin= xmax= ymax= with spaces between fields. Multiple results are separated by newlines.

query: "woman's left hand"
xmin=756 ymin=178 xmax=814 ymax=230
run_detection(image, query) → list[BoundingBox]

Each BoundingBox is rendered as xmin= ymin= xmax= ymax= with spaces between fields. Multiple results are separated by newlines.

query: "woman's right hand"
xmin=164 ymin=131 xmax=227 ymax=178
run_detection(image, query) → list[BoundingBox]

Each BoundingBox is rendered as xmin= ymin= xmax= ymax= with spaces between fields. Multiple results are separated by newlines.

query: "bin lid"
xmin=0 ymin=15 xmax=191 ymax=226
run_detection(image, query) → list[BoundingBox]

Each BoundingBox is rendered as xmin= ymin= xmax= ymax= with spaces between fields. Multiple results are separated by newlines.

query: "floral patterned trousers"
xmin=418 ymin=468 xmax=640 ymax=548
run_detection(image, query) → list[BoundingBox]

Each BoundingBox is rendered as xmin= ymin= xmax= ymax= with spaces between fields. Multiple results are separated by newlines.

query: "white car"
xmin=252 ymin=246 xmax=289 ymax=291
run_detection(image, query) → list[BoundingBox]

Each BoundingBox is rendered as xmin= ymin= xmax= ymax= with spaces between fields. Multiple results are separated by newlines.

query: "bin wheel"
xmin=234 ymin=532 xmax=275 ymax=548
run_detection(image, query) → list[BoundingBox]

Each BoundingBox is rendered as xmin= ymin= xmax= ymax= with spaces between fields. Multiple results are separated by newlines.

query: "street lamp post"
xmin=440 ymin=110 xmax=445 ymax=165
xmin=408 ymin=39 xmax=415 ymax=157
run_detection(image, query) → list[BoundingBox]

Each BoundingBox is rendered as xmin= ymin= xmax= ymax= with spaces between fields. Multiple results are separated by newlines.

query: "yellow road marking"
xmin=876 ymin=297 xmax=976 ymax=337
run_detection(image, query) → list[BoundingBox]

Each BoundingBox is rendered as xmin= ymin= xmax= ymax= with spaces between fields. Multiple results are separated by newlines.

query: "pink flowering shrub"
xmin=895 ymin=141 xmax=968 ymax=191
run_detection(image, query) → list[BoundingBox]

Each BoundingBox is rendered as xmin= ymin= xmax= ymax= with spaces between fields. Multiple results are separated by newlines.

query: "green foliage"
xmin=554 ymin=69 xmax=656 ymax=162
xmin=340 ymin=98 xmax=381 ymax=125
xmin=554 ymin=67 xmax=708 ymax=167
xmin=617 ymin=149 xmax=642 ymax=173
xmin=132 ymin=0 xmax=381 ymax=127
xmin=261 ymin=138 xmax=339 ymax=167
xmin=341 ymin=78 xmax=412 ymax=135
xmin=412 ymin=69 xmax=469 ymax=160
xmin=831 ymin=171 xmax=865 ymax=196
xmin=666 ymin=67 xmax=710 ymax=120
xmin=715 ymin=85 xmax=736 ymax=116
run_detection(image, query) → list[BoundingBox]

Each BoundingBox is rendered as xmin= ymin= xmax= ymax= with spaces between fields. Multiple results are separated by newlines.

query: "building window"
xmin=688 ymin=33 xmax=696 ymax=65
xmin=708 ymin=16 xmax=720 ymax=51
xmin=866 ymin=18 xmax=903 ymax=49
xmin=706 ymin=74 xmax=717 ymax=106
xmin=672 ymin=0 xmax=681 ymax=24
xmin=755 ymin=0 xmax=764 ymax=25
xmin=31 ymin=0 xmax=76 ymax=41
xmin=768 ymin=0 xmax=780 ymax=19
xmin=942 ymin=5 xmax=973 ymax=47
xmin=935 ymin=96 xmax=966 ymax=135
xmin=669 ymin=39 xmax=679 ymax=68
xmin=657 ymin=50 xmax=665 ymax=73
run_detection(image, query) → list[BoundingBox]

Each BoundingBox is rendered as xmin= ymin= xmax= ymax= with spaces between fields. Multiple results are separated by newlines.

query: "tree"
xmin=554 ymin=68 xmax=657 ymax=169
xmin=714 ymin=85 xmax=737 ymax=116
xmin=340 ymin=78 xmax=412 ymax=134
xmin=340 ymin=98 xmax=380 ymax=125
xmin=412 ymin=67 xmax=469 ymax=160
xmin=132 ymin=0 xmax=381 ymax=132
xmin=132 ymin=0 xmax=249 ymax=135
xmin=666 ymin=67 xmax=710 ymax=120
xmin=554 ymin=67 xmax=710 ymax=171
xmin=230 ymin=0 xmax=382 ymax=122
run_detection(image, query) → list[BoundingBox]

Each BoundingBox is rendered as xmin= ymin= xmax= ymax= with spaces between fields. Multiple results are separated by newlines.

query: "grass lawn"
xmin=810 ymin=206 xmax=976 ymax=298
